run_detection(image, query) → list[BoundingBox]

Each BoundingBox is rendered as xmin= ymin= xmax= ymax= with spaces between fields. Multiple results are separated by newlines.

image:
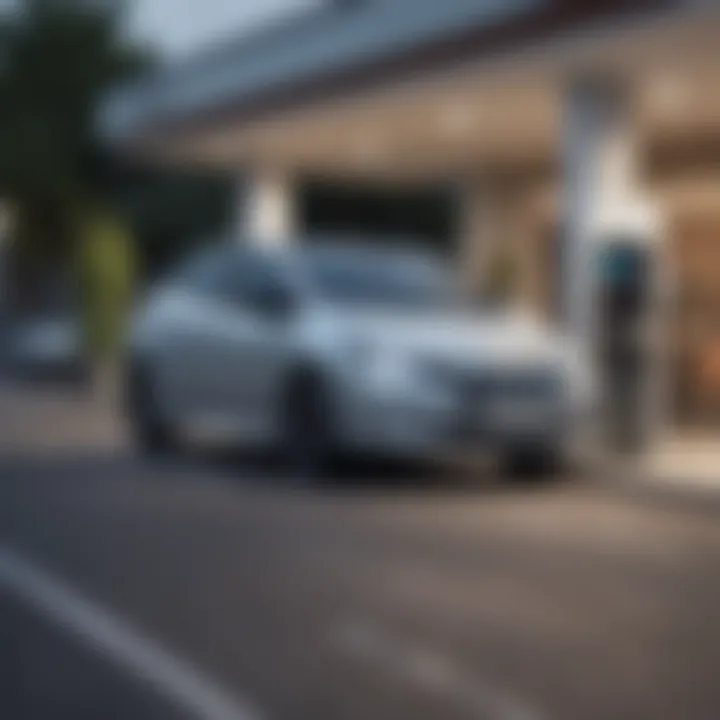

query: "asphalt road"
xmin=2 ymin=382 xmax=720 ymax=720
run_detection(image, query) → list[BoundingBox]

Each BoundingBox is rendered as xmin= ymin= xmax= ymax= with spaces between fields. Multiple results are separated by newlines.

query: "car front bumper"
xmin=336 ymin=388 xmax=576 ymax=462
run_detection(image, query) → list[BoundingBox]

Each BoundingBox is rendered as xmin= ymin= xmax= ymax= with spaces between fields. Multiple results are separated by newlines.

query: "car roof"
xmin=179 ymin=237 xmax=446 ymax=278
xmin=237 ymin=236 xmax=444 ymax=264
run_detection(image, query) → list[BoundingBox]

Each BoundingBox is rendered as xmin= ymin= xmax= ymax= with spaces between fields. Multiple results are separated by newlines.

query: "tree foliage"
xmin=76 ymin=207 xmax=136 ymax=358
xmin=0 ymin=0 xmax=233 ymax=318
xmin=0 ymin=0 xmax=151 ymax=207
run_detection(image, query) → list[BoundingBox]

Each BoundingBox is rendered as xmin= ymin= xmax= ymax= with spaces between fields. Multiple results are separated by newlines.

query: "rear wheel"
xmin=126 ymin=360 xmax=178 ymax=456
xmin=279 ymin=370 xmax=336 ymax=483
xmin=501 ymin=445 xmax=563 ymax=480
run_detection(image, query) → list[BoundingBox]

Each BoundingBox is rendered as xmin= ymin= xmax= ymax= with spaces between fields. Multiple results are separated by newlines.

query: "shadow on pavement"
xmin=0 ymin=441 xmax=570 ymax=507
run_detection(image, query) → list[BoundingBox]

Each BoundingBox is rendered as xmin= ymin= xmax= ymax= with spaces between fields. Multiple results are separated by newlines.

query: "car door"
xmin=201 ymin=250 xmax=297 ymax=441
xmin=154 ymin=246 xmax=239 ymax=422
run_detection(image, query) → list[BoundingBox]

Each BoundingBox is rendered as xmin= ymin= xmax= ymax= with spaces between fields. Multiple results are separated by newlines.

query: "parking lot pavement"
xmin=1 ymin=590 xmax=198 ymax=720
xmin=3 ymin=382 xmax=720 ymax=720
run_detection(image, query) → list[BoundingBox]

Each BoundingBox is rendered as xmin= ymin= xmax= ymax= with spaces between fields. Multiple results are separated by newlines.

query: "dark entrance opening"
xmin=299 ymin=180 xmax=456 ymax=255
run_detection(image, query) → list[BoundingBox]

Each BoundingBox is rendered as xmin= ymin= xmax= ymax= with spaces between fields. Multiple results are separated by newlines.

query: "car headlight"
xmin=339 ymin=336 xmax=419 ymax=388
xmin=363 ymin=346 xmax=419 ymax=389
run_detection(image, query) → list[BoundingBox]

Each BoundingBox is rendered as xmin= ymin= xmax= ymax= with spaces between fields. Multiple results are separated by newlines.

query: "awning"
xmin=101 ymin=1 xmax=673 ymax=144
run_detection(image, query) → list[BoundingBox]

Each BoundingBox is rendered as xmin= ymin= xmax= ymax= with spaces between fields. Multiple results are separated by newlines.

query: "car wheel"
xmin=280 ymin=370 xmax=336 ymax=483
xmin=126 ymin=360 xmax=178 ymax=456
xmin=501 ymin=445 xmax=563 ymax=480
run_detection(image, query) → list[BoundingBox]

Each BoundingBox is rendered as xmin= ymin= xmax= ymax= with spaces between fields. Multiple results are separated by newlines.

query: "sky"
xmin=129 ymin=0 xmax=321 ymax=58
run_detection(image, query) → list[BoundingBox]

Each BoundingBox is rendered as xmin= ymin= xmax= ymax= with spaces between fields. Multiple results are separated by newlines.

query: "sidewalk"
xmin=644 ymin=437 xmax=720 ymax=488
xmin=599 ymin=438 xmax=720 ymax=515
xmin=0 ymin=380 xmax=125 ymax=455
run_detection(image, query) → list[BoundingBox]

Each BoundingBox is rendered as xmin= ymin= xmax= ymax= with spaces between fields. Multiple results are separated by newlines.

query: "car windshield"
xmin=304 ymin=248 xmax=461 ymax=310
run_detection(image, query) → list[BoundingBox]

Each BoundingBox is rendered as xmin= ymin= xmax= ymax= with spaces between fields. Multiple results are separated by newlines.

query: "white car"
xmin=126 ymin=241 xmax=593 ymax=477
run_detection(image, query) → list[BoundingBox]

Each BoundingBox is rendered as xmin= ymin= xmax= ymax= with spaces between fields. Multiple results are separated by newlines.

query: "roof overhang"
xmin=99 ymin=0 xmax=720 ymax=180
xmin=101 ymin=0 xmax=542 ymax=140
xmin=102 ymin=1 xmax=681 ymax=141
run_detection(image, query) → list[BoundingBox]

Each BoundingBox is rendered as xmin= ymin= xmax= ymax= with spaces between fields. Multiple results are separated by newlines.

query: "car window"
xmin=304 ymin=248 xmax=459 ymax=309
xmin=174 ymin=246 xmax=239 ymax=297
xmin=176 ymin=245 xmax=292 ymax=313
xmin=235 ymin=252 xmax=294 ymax=313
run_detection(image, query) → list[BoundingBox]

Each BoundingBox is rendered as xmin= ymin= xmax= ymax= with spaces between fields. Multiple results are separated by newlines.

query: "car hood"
xmin=329 ymin=306 xmax=569 ymax=369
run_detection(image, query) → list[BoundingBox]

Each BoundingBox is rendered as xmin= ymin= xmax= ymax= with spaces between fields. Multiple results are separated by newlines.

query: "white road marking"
xmin=331 ymin=618 xmax=546 ymax=720
xmin=0 ymin=546 xmax=263 ymax=720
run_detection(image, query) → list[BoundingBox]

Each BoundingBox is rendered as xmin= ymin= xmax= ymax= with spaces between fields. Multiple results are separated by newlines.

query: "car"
xmin=126 ymin=239 xmax=594 ymax=478
xmin=8 ymin=314 xmax=87 ymax=383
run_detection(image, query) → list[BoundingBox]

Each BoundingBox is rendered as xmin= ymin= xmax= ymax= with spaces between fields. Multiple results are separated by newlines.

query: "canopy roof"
xmin=101 ymin=0 xmax=667 ymax=142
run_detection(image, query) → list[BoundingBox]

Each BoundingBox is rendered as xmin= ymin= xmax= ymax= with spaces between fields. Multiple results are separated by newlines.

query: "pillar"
xmin=563 ymin=77 xmax=665 ymax=448
xmin=563 ymin=78 xmax=648 ymax=345
xmin=239 ymin=167 xmax=295 ymax=246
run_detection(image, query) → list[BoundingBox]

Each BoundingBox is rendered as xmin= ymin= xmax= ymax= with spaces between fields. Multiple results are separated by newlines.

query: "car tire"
xmin=126 ymin=360 xmax=178 ymax=457
xmin=501 ymin=445 xmax=563 ymax=480
xmin=279 ymin=369 xmax=336 ymax=483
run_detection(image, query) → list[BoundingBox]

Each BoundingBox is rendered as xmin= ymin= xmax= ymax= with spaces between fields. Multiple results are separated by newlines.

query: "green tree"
xmin=0 ymin=0 xmax=150 ymax=312
xmin=76 ymin=207 xmax=136 ymax=361
xmin=0 ymin=0 xmax=233 ymax=366
xmin=0 ymin=0 xmax=150 ymax=198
